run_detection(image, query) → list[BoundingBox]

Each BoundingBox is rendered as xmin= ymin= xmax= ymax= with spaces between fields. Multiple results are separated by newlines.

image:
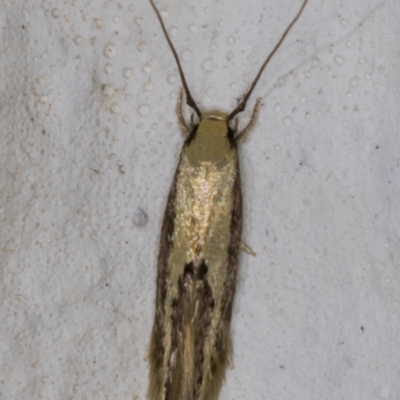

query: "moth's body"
xmin=146 ymin=0 xmax=309 ymax=399
xmin=148 ymin=112 xmax=242 ymax=400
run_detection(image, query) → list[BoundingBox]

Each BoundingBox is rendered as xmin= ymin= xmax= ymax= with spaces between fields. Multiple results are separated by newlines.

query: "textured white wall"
xmin=0 ymin=0 xmax=399 ymax=399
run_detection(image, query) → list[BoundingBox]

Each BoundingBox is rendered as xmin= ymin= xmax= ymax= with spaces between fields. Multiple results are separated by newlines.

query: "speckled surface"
xmin=0 ymin=0 xmax=399 ymax=399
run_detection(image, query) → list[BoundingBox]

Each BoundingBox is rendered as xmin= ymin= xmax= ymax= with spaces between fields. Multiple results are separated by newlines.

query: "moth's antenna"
xmin=149 ymin=0 xmax=202 ymax=118
xmin=228 ymin=0 xmax=309 ymax=121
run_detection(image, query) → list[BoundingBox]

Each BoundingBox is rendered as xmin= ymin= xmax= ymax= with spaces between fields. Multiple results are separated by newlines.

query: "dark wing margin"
xmin=148 ymin=168 xmax=178 ymax=400
xmin=222 ymin=159 xmax=243 ymax=323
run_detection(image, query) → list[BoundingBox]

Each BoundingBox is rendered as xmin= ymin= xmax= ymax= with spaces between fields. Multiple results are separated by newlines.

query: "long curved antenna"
xmin=149 ymin=0 xmax=201 ymax=117
xmin=228 ymin=0 xmax=309 ymax=121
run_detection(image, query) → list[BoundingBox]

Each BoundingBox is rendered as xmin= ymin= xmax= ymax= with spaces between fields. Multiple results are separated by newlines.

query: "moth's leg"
xmin=176 ymin=87 xmax=191 ymax=137
xmin=190 ymin=113 xmax=195 ymax=126
xmin=240 ymin=240 xmax=257 ymax=257
xmin=231 ymin=118 xmax=239 ymax=133
xmin=144 ymin=348 xmax=149 ymax=361
xmin=234 ymin=98 xmax=262 ymax=143
xmin=228 ymin=353 xmax=235 ymax=369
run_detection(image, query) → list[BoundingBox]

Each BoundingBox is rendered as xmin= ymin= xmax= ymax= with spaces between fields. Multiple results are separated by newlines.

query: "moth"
xmin=147 ymin=1 xmax=309 ymax=399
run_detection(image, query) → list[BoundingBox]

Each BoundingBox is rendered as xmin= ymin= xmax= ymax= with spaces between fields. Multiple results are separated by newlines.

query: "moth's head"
xmin=200 ymin=110 xmax=240 ymax=139
xmin=196 ymin=110 xmax=230 ymax=138
xmin=185 ymin=109 xmax=238 ymax=145
xmin=188 ymin=110 xmax=235 ymax=160
xmin=200 ymin=110 xmax=229 ymax=123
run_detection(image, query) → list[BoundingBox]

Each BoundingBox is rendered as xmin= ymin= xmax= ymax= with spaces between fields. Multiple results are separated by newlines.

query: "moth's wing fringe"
xmin=148 ymin=337 xmax=165 ymax=400
xmin=167 ymin=261 xmax=233 ymax=400
xmin=200 ymin=324 xmax=233 ymax=400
